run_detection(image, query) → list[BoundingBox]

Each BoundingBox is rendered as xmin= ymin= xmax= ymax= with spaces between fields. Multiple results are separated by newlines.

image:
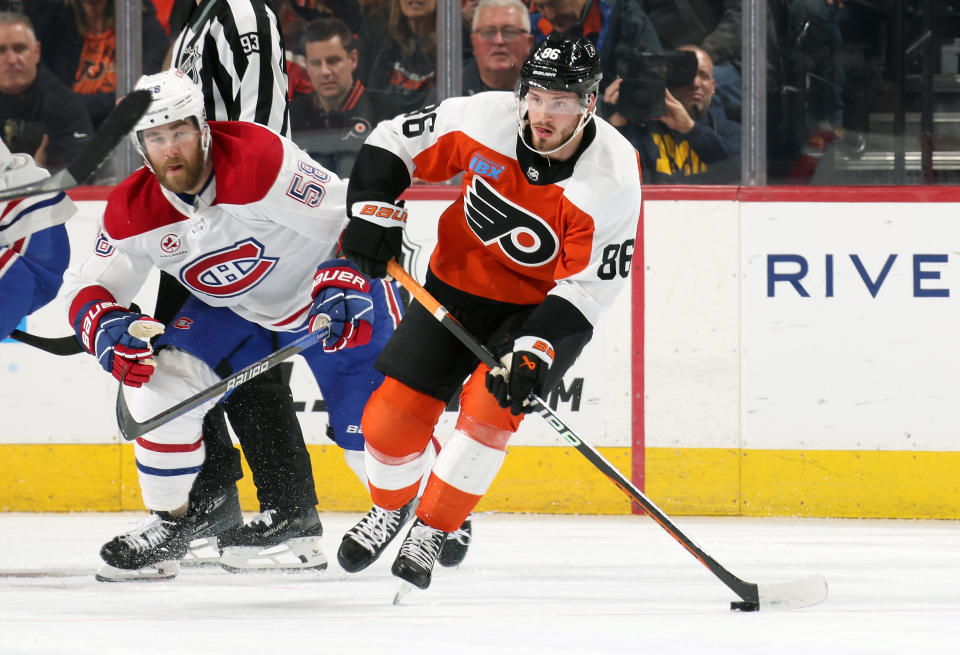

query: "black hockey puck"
xmin=730 ymin=601 xmax=760 ymax=612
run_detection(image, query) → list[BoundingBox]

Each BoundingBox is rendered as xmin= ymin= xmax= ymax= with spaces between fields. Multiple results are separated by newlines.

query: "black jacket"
xmin=290 ymin=80 xmax=402 ymax=177
xmin=36 ymin=0 xmax=169 ymax=129
xmin=0 ymin=67 xmax=93 ymax=172
xmin=642 ymin=0 xmax=741 ymax=65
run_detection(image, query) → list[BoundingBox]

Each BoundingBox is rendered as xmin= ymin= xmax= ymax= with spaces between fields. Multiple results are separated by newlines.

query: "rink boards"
xmin=2 ymin=185 xmax=959 ymax=518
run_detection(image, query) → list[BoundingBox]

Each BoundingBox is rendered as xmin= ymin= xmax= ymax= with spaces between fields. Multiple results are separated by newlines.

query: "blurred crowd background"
xmin=2 ymin=0 xmax=958 ymax=186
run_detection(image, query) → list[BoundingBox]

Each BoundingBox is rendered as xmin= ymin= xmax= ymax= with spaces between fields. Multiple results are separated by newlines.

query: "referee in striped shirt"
xmin=171 ymin=0 xmax=290 ymax=136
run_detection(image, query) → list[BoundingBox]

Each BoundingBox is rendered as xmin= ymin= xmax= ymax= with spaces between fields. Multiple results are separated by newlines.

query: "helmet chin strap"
xmin=516 ymin=96 xmax=597 ymax=158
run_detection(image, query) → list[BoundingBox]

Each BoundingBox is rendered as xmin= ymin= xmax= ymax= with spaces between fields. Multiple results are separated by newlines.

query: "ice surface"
xmin=0 ymin=512 xmax=958 ymax=654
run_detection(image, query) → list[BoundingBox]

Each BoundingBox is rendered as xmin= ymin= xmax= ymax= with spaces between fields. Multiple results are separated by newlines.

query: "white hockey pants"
xmin=122 ymin=347 xmax=221 ymax=511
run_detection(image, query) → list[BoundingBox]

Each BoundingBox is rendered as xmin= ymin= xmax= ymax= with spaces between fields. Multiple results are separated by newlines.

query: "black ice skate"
xmin=337 ymin=498 xmax=417 ymax=573
xmin=95 ymin=511 xmax=195 ymax=582
xmin=391 ymin=519 xmax=446 ymax=590
xmin=182 ymin=485 xmax=244 ymax=567
xmin=218 ymin=507 xmax=326 ymax=572
xmin=437 ymin=517 xmax=472 ymax=568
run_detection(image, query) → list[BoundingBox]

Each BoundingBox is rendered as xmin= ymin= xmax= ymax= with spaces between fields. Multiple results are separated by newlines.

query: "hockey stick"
xmin=0 ymin=89 xmax=151 ymax=202
xmin=7 ymin=304 xmax=144 ymax=357
xmin=8 ymin=330 xmax=82 ymax=355
xmin=385 ymin=259 xmax=827 ymax=611
xmin=115 ymin=322 xmax=330 ymax=441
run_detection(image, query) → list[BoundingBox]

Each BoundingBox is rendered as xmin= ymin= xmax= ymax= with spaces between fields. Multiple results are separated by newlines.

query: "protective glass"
xmin=518 ymin=87 xmax=589 ymax=115
xmin=472 ymin=26 xmax=530 ymax=42
xmin=141 ymin=128 xmax=202 ymax=150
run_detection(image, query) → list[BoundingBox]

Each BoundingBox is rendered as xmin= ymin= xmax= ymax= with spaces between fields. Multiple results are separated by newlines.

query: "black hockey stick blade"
xmin=526 ymin=395 xmax=828 ymax=611
xmin=115 ymin=325 xmax=329 ymax=441
xmin=9 ymin=329 xmax=83 ymax=356
xmin=0 ymin=89 xmax=151 ymax=202
xmin=385 ymin=259 xmax=828 ymax=611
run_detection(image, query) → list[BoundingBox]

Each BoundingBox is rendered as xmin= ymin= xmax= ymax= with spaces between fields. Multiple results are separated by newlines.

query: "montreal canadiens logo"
xmin=94 ymin=231 xmax=115 ymax=257
xmin=160 ymin=233 xmax=182 ymax=253
xmin=179 ymin=238 xmax=278 ymax=298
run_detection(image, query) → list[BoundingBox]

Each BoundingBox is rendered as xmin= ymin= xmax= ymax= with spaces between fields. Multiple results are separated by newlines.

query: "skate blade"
xmin=95 ymin=560 xmax=180 ymax=582
xmin=181 ymin=536 xmax=222 ymax=567
xmin=220 ymin=536 xmax=328 ymax=572
xmin=393 ymin=579 xmax=415 ymax=605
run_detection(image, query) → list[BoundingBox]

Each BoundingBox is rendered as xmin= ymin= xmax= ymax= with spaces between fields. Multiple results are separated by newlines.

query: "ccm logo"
xmin=359 ymin=204 xmax=407 ymax=223
xmin=226 ymin=361 xmax=271 ymax=391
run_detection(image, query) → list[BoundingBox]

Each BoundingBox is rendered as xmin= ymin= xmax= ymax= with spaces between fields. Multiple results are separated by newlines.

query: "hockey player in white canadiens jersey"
xmin=64 ymin=70 xmax=403 ymax=581
xmin=336 ymin=33 xmax=642 ymax=591
xmin=168 ymin=0 xmax=304 ymax=570
xmin=0 ymin=140 xmax=75 ymax=341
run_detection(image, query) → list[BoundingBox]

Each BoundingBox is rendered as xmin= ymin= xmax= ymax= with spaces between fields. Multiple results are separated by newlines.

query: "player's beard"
xmin=530 ymin=119 xmax=578 ymax=153
xmin=150 ymin=147 xmax=207 ymax=194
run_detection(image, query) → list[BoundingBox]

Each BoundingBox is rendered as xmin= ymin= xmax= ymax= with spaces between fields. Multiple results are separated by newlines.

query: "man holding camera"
xmin=604 ymin=45 xmax=740 ymax=184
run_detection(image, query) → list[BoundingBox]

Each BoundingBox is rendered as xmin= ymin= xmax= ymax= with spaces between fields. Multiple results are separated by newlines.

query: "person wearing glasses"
xmin=64 ymin=70 xmax=402 ymax=582
xmin=463 ymin=0 xmax=535 ymax=95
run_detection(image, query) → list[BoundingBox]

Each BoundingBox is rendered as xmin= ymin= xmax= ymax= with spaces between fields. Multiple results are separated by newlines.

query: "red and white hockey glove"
xmin=73 ymin=301 xmax=165 ymax=387
xmin=308 ymin=259 xmax=374 ymax=352
xmin=485 ymin=336 xmax=555 ymax=415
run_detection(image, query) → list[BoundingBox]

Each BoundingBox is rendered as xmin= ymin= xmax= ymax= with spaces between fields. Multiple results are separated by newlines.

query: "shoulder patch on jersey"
xmin=209 ymin=122 xmax=284 ymax=205
xmin=104 ymin=168 xmax=189 ymax=240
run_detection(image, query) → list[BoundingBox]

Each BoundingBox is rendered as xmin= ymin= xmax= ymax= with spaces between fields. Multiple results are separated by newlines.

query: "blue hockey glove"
xmin=485 ymin=336 xmax=555 ymax=415
xmin=339 ymin=200 xmax=407 ymax=278
xmin=73 ymin=300 xmax=165 ymax=387
xmin=309 ymin=259 xmax=375 ymax=352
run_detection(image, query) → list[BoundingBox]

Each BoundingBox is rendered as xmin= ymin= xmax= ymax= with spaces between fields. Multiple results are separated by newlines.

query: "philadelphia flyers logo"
xmin=179 ymin=238 xmax=278 ymax=298
xmin=463 ymin=176 xmax=558 ymax=266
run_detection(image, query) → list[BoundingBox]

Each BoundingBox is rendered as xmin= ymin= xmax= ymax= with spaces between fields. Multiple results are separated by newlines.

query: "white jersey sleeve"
xmin=63 ymin=220 xmax=155 ymax=326
xmin=0 ymin=148 xmax=76 ymax=247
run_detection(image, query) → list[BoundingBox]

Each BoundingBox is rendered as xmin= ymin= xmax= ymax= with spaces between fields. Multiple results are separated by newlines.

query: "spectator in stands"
xmin=604 ymin=45 xmax=740 ymax=184
xmin=268 ymin=0 xmax=364 ymax=103
xmin=275 ymin=0 xmax=363 ymax=50
xmin=356 ymin=0 xmax=437 ymax=112
xmin=291 ymin=16 xmax=399 ymax=176
xmin=38 ymin=0 xmax=168 ymax=129
xmin=462 ymin=0 xmax=534 ymax=95
xmin=0 ymin=11 xmax=92 ymax=172
xmin=529 ymin=0 xmax=662 ymax=88
xmin=641 ymin=0 xmax=742 ymax=120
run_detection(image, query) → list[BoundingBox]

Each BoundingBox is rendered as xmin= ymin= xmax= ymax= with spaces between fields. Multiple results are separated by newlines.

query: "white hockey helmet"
xmin=131 ymin=69 xmax=211 ymax=166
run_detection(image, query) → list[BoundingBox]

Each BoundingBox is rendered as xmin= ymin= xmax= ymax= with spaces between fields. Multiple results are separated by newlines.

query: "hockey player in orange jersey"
xmin=336 ymin=33 xmax=643 ymax=590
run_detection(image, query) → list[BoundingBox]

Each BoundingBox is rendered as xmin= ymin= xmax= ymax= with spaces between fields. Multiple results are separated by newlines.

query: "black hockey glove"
xmin=485 ymin=336 xmax=555 ymax=415
xmin=340 ymin=200 xmax=407 ymax=279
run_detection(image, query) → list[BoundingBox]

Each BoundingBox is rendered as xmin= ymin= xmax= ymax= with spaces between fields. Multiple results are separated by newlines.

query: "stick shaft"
xmin=8 ymin=330 xmax=83 ymax=356
xmin=116 ymin=326 xmax=328 ymax=440
xmin=385 ymin=259 xmax=759 ymax=603
xmin=0 ymin=89 xmax=150 ymax=202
